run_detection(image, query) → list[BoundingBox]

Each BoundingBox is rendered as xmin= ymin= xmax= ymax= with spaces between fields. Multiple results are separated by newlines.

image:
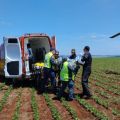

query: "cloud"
xmin=80 ymin=33 xmax=109 ymax=40
xmin=90 ymin=34 xmax=109 ymax=40
xmin=90 ymin=35 xmax=97 ymax=39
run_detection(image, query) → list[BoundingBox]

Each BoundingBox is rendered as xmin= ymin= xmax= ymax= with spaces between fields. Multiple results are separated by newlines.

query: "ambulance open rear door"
xmin=4 ymin=37 xmax=22 ymax=78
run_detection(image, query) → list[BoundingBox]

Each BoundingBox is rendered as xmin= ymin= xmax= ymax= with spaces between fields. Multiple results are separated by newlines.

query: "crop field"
xmin=0 ymin=57 xmax=120 ymax=120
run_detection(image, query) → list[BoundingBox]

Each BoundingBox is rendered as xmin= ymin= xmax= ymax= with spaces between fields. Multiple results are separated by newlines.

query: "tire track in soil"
xmin=35 ymin=93 xmax=53 ymax=120
xmin=49 ymin=94 xmax=73 ymax=120
xmin=19 ymin=88 xmax=34 ymax=120
xmin=0 ymin=88 xmax=19 ymax=120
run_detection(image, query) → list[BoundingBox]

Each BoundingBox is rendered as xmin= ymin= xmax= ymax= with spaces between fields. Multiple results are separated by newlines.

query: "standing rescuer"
xmin=52 ymin=51 xmax=62 ymax=86
xmin=81 ymin=46 xmax=92 ymax=99
xmin=42 ymin=48 xmax=56 ymax=93
xmin=69 ymin=49 xmax=77 ymax=59
xmin=58 ymin=57 xmax=79 ymax=101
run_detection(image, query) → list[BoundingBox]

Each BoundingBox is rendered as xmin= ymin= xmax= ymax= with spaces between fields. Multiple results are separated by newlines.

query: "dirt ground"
xmin=0 ymin=77 xmax=119 ymax=120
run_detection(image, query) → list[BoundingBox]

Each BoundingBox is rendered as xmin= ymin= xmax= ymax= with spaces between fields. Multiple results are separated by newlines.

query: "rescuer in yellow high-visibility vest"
xmin=44 ymin=51 xmax=53 ymax=68
xmin=41 ymin=48 xmax=57 ymax=93
xmin=51 ymin=51 xmax=62 ymax=88
xmin=58 ymin=56 xmax=80 ymax=101
xmin=60 ymin=61 xmax=75 ymax=82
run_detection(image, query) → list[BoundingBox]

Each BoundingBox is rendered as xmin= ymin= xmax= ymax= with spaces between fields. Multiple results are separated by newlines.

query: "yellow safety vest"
xmin=44 ymin=52 xmax=53 ymax=68
xmin=60 ymin=61 xmax=75 ymax=81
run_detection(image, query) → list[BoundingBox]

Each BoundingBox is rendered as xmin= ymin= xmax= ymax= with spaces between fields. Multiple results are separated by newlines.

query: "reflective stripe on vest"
xmin=44 ymin=52 xmax=53 ymax=68
xmin=60 ymin=61 xmax=75 ymax=81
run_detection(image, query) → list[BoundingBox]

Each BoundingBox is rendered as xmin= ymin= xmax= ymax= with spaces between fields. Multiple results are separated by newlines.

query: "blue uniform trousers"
xmin=41 ymin=67 xmax=56 ymax=92
xmin=58 ymin=80 xmax=74 ymax=100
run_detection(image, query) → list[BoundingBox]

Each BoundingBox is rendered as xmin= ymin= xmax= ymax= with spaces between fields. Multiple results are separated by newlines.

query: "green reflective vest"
xmin=44 ymin=52 xmax=53 ymax=68
xmin=60 ymin=61 xmax=75 ymax=81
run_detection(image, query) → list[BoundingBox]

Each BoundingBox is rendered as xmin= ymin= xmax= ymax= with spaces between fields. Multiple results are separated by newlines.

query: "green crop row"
xmin=91 ymin=74 xmax=120 ymax=90
xmin=90 ymin=83 xmax=120 ymax=115
xmin=12 ymin=89 xmax=22 ymax=120
xmin=112 ymin=109 xmax=120 ymax=116
xmin=0 ymin=85 xmax=13 ymax=111
xmin=75 ymin=95 xmax=109 ymax=120
xmin=61 ymin=98 xmax=79 ymax=120
xmin=31 ymin=88 xmax=40 ymax=120
xmin=92 ymin=95 xmax=109 ymax=109
xmin=93 ymin=81 xmax=120 ymax=95
xmin=94 ymin=89 xmax=111 ymax=99
xmin=93 ymin=70 xmax=120 ymax=82
xmin=0 ymin=83 xmax=5 ymax=91
xmin=43 ymin=93 xmax=61 ymax=120
xmin=90 ymin=75 xmax=119 ymax=90
xmin=76 ymin=84 xmax=110 ymax=109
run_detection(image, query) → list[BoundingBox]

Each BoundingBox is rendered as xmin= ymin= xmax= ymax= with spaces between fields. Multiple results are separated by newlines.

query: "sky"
xmin=0 ymin=0 xmax=120 ymax=55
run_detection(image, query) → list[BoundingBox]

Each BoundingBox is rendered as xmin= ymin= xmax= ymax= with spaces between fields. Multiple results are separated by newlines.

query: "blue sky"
xmin=0 ymin=0 xmax=120 ymax=55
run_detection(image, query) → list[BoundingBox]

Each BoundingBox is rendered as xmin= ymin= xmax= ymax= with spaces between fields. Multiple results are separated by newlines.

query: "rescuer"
xmin=68 ymin=49 xmax=80 ymax=77
xmin=27 ymin=43 xmax=34 ymax=71
xmin=69 ymin=49 xmax=77 ymax=60
xmin=57 ymin=56 xmax=79 ymax=101
xmin=52 ymin=51 xmax=63 ymax=87
xmin=51 ymin=50 xmax=60 ymax=77
xmin=50 ymin=50 xmax=62 ymax=93
xmin=81 ymin=46 xmax=92 ymax=99
xmin=42 ymin=48 xmax=57 ymax=93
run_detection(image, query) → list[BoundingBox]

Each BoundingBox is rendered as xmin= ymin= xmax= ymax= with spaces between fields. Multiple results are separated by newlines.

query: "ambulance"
xmin=0 ymin=33 xmax=56 ymax=80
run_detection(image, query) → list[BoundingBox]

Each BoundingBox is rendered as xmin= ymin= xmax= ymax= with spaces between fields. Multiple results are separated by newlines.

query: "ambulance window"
xmin=8 ymin=38 xmax=18 ymax=43
xmin=6 ymin=44 xmax=20 ymax=60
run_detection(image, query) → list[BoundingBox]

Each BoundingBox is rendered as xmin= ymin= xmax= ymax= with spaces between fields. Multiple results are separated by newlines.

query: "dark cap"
xmin=71 ymin=49 xmax=76 ymax=53
xmin=62 ymin=56 xmax=67 ymax=62
xmin=84 ymin=46 xmax=90 ymax=51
